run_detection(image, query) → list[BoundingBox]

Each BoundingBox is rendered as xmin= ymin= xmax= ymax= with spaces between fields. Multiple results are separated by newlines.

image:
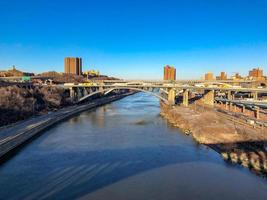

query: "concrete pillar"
xmin=84 ymin=88 xmax=89 ymax=95
xmin=253 ymin=92 xmax=258 ymax=100
xmin=227 ymin=91 xmax=232 ymax=100
xmin=99 ymin=86 xmax=104 ymax=93
xmin=182 ymin=89 xmax=189 ymax=107
xmin=229 ymin=102 xmax=233 ymax=111
xmin=70 ymin=87 xmax=75 ymax=102
xmin=203 ymin=90 xmax=214 ymax=106
xmin=233 ymin=104 xmax=237 ymax=112
xmin=242 ymin=105 xmax=246 ymax=114
xmin=255 ymin=106 xmax=260 ymax=119
xmin=218 ymin=101 xmax=222 ymax=108
xmin=232 ymin=93 xmax=235 ymax=100
xmin=194 ymin=101 xmax=197 ymax=111
xmin=77 ymin=88 xmax=83 ymax=101
xmin=168 ymin=88 xmax=176 ymax=105
xmin=225 ymin=102 xmax=228 ymax=110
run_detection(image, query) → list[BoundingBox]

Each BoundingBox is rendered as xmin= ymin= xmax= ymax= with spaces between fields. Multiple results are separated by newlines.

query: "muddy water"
xmin=0 ymin=93 xmax=267 ymax=200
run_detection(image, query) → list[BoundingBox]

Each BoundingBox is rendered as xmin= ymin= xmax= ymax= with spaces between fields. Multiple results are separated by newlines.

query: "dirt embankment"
xmin=0 ymin=86 xmax=71 ymax=127
xmin=160 ymin=103 xmax=267 ymax=144
xmin=160 ymin=103 xmax=267 ymax=176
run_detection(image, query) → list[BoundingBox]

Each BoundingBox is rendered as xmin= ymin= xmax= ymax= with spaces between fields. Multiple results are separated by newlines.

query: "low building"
xmin=232 ymin=73 xmax=242 ymax=80
xmin=84 ymin=70 xmax=100 ymax=78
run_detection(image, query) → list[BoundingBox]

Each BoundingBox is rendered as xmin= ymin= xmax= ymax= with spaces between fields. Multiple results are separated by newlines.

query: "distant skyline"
xmin=0 ymin=0 xmax=267 ymax=79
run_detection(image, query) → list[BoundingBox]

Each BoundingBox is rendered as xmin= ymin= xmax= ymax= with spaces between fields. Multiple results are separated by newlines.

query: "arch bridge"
xmin=64 ymin=81 xmax=267 ymax=108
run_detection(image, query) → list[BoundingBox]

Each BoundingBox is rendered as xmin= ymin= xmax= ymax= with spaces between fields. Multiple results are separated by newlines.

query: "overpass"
xmin=63 ymin=80 xmax=267 ymax=106
xmin=100 ymin=79 xmax=267 ymax=87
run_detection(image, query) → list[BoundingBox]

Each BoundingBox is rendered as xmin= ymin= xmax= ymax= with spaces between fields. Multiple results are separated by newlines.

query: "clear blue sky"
xmin=0 ymin=0 xmax=267 ymax=79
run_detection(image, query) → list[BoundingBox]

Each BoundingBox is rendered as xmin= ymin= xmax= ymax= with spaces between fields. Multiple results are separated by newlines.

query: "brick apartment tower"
xmin=220 ymin=72 xmax=227 ymax=80
xmin=64 ymin=57 xmax=82 ymax=75
xmin=249 ymin=68 xmax=263 ymax=80
xmin=205 ymin=72 xmax=214 ymax=81
xmin=163 ymin=65 xmax=176 ymax=81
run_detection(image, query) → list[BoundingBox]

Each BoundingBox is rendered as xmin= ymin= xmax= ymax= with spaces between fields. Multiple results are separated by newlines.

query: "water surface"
xmin=0 ymin=93 xmax=267 ymax=200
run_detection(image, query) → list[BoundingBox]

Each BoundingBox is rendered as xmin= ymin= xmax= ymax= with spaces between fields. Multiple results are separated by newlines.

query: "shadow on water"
xmin=0 ymin=145 xmax=218 ymax=200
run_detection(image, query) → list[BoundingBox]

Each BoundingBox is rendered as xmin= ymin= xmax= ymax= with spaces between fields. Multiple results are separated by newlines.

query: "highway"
xmin=64 ymin=82 xmax=267 ymax=93
xmin=0 ymin=93 xmax=132 ymax=158
xmin=215 ymin=97 xmax=267 ymax=110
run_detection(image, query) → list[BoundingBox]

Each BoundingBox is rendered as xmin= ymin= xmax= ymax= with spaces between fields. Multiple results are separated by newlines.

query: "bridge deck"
xmin=64 ymin=84 xmax=267 ymax=93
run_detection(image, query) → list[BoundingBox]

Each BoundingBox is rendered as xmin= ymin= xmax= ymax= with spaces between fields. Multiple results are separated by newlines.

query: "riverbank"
xmin=0 ymin=85 xmax=71 ymax=127
xmin=0 ymin=92 xmax=134 ymax=160
xmin=160 ymin=103 xmax=267 ymax=176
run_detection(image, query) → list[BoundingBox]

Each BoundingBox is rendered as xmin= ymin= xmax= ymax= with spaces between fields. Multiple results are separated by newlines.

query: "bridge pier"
xmin=83 ymin=88 xmax=89 ymax=96
xmin=182 ymin=89 xmax=189 ymax=107
xmin=168 ymin=88 xmax=176 ymax=105
xmin=99 ymin=86 xmax=104 ymax=93
xmin=203 ymin=90 xmax=214 ymax=106
xmin=77 ymin=88 xmax=83 ymax=101
xmin=229 ymin=102 xmax=233 ymax=111
xmin=242 ymin=105 xmax=246 ymax=114
xmin=255 ymin=106 xmax=260 ymax=119
xmin=233 ymin=104 xmax=237 ymax=112
xmin=225 ymin=102 xmax=228 ymax=110
xmin=227 ymin=91 xmax=232 ymax=100
xmin=70 ymin=87 xmax=76 ymax=102
xmin=253 ymin=92 xmax=258 ymax=100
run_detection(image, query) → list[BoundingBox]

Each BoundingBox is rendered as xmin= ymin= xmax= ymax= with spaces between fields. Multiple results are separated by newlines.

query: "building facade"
xmin=220 ymin=72 xmax=227 ymax=80
xmin=232 ymin=73 xmax=242 ymax=80
xmin=249 ymin=68 xmax=264 ymax=80
xmin=204 ymin=72 xmax=214 ymax=81
xmin=216 ymin=72 xmax=227 ymax=80
xmin=163 ymin=65 xmax=176 ymax=81
xmin=64 ymin=57 xmax=82 ymax=75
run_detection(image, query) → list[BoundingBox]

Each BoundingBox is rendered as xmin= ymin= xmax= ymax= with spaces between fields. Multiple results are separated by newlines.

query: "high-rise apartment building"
xmin=216 ymin=72 xmax=227 ymax=80
xmin=204 ymin=72 xmax=214 ymax=81
xmin=220 ymin=72 xmax=227 ymax=80
xmin=249 ymin=68 xmax=263 ymax=80
xmin=163 ymin=65 xmax=176 ymax=81
xmin=64 ymin=57 xmax=82 ymax=75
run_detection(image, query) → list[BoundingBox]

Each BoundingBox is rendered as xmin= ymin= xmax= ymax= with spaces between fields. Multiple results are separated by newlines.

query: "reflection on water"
xmin=210 ymin=142 xmax=267 ymax=176
xmin=0 ymin=93 xmax=267 ymax=200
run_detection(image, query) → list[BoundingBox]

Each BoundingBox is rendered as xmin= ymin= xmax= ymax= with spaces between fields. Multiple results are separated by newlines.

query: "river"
xmin=0 ymin=93 xmax=267 ymax=200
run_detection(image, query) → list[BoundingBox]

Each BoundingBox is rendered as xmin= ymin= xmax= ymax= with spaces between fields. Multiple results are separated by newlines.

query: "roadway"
xmin=215 ymin=97 xmax=267 ymax=110
xmin=1 ymin=76 xmax=262 ymax=85
xmin=0 ymin=93 xmax=132 ymax=158
xmin=100 ymin=79 xmax=257 ymax=84
xmin=64 ymin=83 xmax=267 ymax=93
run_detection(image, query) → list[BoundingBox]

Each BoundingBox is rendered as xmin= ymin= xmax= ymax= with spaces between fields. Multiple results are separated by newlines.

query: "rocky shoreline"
xmin=160 ymin=102 xmax=267 ymax=176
